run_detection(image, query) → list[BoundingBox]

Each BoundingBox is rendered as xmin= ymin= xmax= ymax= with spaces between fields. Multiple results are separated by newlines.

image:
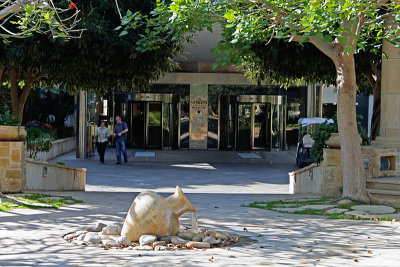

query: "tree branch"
xmin=292 ymin=35 xmax=338 ymax=61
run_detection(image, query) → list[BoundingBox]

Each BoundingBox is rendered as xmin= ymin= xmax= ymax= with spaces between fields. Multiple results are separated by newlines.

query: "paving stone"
xmin=351 ymin=205 xmax=396 ymax=214
xmin=192 ymin=234 xmax=204 ymax=242
xmin=154 ymin=245 xmax=173 ymax=251
xmin=344 ymin=210 xmax=368 ymax=217
xmin=301 ymin=205 xmax=337 ymax=211
xmin=38 ymin=197 xmax=64 ymax=201
xmin=337 ymin=199 xmax=353 ymax=205
xmin=273 ymin=207 xmax=306 ymax=212
xmin=326 ymin=208 xmax=349 ymax=214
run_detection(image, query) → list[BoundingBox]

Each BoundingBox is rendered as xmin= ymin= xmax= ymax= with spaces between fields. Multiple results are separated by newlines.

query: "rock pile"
xmin=64 ymin=223 xmax=240 ymax=251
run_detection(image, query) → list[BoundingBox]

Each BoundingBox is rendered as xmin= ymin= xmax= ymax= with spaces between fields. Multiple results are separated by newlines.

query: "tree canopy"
xmin=0 ymin=0 xmax=81 ymax=39
xmin=0 ymin=0 xmax=181 ymax=120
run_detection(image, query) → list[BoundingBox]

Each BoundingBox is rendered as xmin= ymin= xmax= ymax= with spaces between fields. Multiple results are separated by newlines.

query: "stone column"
xmin=76 ymin=90 xmax=87 ymax=158
xmin=0 ymin=141 xmax=26 ymax=192
xmin=189 ymin=84 xmax=208 ymax=149
xmin=373 ymin=19 xmax=400 ymax=148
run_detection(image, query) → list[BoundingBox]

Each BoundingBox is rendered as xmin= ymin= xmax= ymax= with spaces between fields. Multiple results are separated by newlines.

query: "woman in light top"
xmin=95 ymin=121 xmax=111 ymax=164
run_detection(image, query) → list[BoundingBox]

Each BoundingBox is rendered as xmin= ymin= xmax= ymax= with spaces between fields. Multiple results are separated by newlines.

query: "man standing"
xmin=113 ymin=115 xmax=128 ymax=164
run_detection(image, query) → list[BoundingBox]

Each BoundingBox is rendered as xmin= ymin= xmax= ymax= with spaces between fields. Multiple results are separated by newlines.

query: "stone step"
xmin=366 ymin=177 xmax=400 ymax=191
xmin=366 ymin=188 xmax=400 ymax=208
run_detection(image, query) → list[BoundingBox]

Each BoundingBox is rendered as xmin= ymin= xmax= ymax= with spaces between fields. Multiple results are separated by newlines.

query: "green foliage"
xmin=310 ymin=117 xmax=338 ymax=164
xmin=55 ymin=161 xmax=67 ymax=166
xmin=0 ymin=0 xmax=180 ymax=94
xmin=0 ymin=110 xmax=21 ymax=126
xmin=25 ymin=127 xmax=55 ymax=159
xmin=310 ymin=114 xmax=369 ymax=163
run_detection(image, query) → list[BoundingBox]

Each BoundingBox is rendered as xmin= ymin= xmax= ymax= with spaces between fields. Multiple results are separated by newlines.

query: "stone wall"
xmin=289 ymin=146 xmax=400 ymax=197
xmin=35 ymin=137 xmax=76 ymax=161
xmin=26 ymin=158 xmax=86 ymax=191
xmin=0 ymin=141 xmax=26 ymax=192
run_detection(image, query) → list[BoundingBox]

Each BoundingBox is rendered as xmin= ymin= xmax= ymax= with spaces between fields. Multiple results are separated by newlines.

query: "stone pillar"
xmin=76 ymin=90 xmax=87 ymax=158
xmin=0 ymin=141 xmax=26 ymax=192
xmin=373 ymin=19 xmax=400 ymax=148
xmin=307 ymin=84 xmax=323 ymax=117
xmin=189 ymin=84 xmax=208 ymax=149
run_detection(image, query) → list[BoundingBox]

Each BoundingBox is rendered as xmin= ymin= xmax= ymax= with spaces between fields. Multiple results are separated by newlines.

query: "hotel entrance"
xmin=114 ymin=93 xmax=180 ymax=149
xmin=219 ymin=95 xmax=286 ymax=151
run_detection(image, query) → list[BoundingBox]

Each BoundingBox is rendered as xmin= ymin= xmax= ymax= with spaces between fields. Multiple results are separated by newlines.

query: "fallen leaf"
xmin=209 ymin=256 xmax=214 ymax=262
xmin=258 ymin=234 xmax=263 ymax=237
xmin=352 ymin=250 xmax=357 ymax=253
xmin=138 ymin=254 xmax=142 ymax=257
xmin=347 ymin=241 xmax=351 ymax=244
xmin=224 ymin=247 xmax=230 ymax=250
xmin=354 ymin=259 xmax=359 ymax=262
xmin=214 ymin=206 xmax=219 ymax=208
xmin=316 ymin=259 xmax=320 ymax=262
xmin=308 ymin=249 xmax=313 ymax=252
xmin=300 ymin=262 xmax=307 ymax=264
xmin=243 ymin=228 xmax=248 ymax=232
xmin=260 ymin=246 xmax=264 ymax=248
xmin=229 ymin=255 xmax=237 ymax=258
xmin=287 ymin=230 xmax=292 ymax=232
xmin=367 ymin=250 xmax=372 ymax=254
xmin=368 ymin=236 xmax=371 ymax=239
xmin=314 ymin=241 xmax=318 ymax=244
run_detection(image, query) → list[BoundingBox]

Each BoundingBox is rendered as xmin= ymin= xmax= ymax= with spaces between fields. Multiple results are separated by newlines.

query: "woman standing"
xmin=95 ymin=121 xmax=111 ymax=164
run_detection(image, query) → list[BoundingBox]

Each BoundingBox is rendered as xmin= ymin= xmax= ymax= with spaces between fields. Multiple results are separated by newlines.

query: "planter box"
xmin=0 ymin=126 xmax=27 ymax=141
xmin=26 ymin=158 xmax=85 ymax=191
xmin=325 ymin=132 xmax=362 ymax=148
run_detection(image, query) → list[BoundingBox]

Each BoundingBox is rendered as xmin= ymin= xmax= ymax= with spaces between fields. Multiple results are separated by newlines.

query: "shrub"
xmin=0 ymin=111 xmax=21 ymax=126
xmin=25 ymin=127 xmax=55 ymax=159
xmin=55 ymin=161 xmax=67 ymax=166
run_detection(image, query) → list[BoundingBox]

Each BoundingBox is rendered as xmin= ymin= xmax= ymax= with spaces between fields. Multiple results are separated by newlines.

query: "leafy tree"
xmin=0 ymin=0 xmax=81 ymax=39
xmin=119 ymin=0 xmax=400 ymax=202
xmin=0 ymin=0 xmax=180 ymax=121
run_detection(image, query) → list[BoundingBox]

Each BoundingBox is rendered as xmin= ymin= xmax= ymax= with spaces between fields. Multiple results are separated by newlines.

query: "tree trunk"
xmin=9 ymin=68 xmax=43 ymax=122
xmin=335 ymin=56 xmax=369 ymax=202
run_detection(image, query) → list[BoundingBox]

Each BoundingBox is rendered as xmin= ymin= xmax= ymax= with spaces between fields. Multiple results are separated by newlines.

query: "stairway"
xmin=366 ymin=177 xmax=400 ymax=208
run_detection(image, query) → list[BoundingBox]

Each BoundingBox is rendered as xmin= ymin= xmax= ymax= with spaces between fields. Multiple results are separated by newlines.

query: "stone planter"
xmin=0 ymin=126 xmax=27 ymax=141
xmin=325 ymin=132 xmax=362 ymax=148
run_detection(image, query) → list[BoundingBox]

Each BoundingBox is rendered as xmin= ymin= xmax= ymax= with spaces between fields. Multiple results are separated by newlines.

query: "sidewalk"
xmin=0 ymin=150 xmax=399 ymax=266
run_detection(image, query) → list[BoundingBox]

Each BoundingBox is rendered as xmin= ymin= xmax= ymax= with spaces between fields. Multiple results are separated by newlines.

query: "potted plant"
xmin=0 ymin=111 xmax=26 ymax=141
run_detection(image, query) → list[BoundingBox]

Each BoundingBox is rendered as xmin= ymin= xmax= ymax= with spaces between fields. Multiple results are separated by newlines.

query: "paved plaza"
xmin=1 ymin=149 xmax=399 ymax=266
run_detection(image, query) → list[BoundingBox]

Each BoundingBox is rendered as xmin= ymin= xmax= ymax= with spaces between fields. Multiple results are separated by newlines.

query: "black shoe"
xmin=100 ymin=162 xmax=104 ymax=164
xmin=124 ymin=158 xmax=128 ymax=163
xmin=116 ymin=162 xmax=121 ymax=165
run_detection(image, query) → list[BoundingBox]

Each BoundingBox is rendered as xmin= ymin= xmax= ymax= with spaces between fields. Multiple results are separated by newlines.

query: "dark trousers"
xmin=97 ymin=142 xmax=107 ymax=163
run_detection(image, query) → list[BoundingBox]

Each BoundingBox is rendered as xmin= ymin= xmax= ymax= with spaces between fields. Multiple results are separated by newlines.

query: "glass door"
xmin=147 ymin=102 xmax=162 ymax=148
xmin=253 ymin=104 xmax=268 ymax=149
xmin=237 ymin=104 xmax=252 ymax=150
xmin=131 ymin=102 xmax=146 ymax=148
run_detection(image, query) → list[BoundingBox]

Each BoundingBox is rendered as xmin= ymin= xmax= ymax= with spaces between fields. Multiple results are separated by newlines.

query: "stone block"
xmin=0 ymin=158 xmax=10 ymax=168
xmin=0 ymin=142 xmax=10 ymax=148
xmin=5 ymin=169 xmax=22 ymax=179
xmin=1 ymin=178 xmax=22 ymax=192
xmin=323 ymin=149 xmax=342 ymax=166
xmin=0 ymin=147 xmax=9 ymax=157
xmin=11 ymin=149 xmax=21 ymax=163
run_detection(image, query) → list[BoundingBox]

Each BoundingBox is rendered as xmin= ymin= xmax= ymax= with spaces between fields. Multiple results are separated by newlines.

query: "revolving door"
xmin=219 ymin=95 xmax=286 ymax=151
xmin=114 ymin=94 xmax=180 ymax=149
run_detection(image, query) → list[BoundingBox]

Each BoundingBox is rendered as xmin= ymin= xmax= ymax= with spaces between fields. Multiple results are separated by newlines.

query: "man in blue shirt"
xmin=113 ymin=115 xmax=128 ymax=164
